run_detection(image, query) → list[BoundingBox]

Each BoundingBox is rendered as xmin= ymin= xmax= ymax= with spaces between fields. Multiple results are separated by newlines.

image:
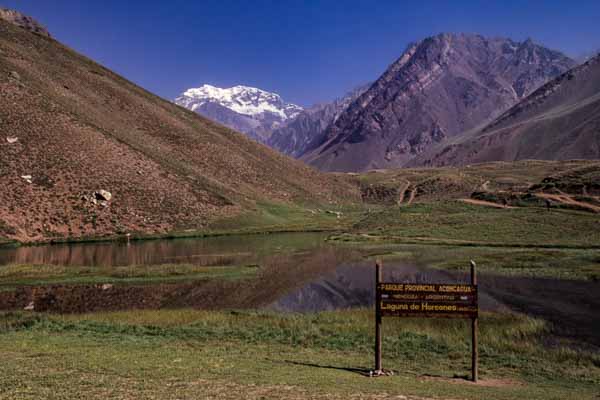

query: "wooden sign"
xmin=372 ymin=261 xmax=479 ymax=381
xmin=377 ymin=283 xmax=478 ymax=318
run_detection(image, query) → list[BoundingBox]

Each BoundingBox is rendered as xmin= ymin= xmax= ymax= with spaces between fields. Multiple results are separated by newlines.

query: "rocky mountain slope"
xmin=0 ymin=7 xmax=50 ymax=37
xmin=303 ymin=33 xmax=576 ymax=172
xmin=174 ymin=84 xmax=302 ymax=142
xmin=0 ymin=14 xmax=359 ymax=243
xmin=413 ymin=54 xmax=600 ymax=166
xmin=267 ymin=85 xmax=370 ymax=157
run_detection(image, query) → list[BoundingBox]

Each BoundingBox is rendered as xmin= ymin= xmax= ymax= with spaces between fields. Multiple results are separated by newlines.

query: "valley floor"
xmin=1 ymin=160 xmax=599 ymax=399
xmin=1 ymin=235 xmax=599 ymax=399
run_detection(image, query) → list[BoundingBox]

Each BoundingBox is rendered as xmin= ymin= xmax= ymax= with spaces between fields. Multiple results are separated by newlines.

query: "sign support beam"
xmin=471 ymin=260 xmax=478 ymax=382
xmin=375 ymin=260 xmax=382 ymax=373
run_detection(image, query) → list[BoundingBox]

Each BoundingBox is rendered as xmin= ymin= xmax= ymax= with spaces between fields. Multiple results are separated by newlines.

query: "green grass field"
xmin=1 ymin=309 xmax=598 ymax=400
xmin=328 ymin=242 xmax=600 ymax=281
xmin=206 ymin=201 xmax=363 ymax=234
xmin=0 ymin=263 xmax=259 ymax=291
xmin=346 ymin=201 xmax=600 ymax=248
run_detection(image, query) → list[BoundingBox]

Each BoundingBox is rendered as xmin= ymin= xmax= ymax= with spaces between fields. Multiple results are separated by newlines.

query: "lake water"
xmin=2 ymin=233 xmax=597 ymax=347
xmin=0 ymin=232 xmax=504 ymax=313
xmin=0 ymin=232 xmax=331 ymax=267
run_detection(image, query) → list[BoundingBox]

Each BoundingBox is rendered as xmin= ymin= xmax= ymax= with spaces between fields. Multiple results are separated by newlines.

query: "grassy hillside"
xmin=346 ymin=160 xmax=600 ymax=250
xmin=0 ymin=19 xmax=359 ymax=244
xmin=357 ymin=160 xmax=600 ymax=200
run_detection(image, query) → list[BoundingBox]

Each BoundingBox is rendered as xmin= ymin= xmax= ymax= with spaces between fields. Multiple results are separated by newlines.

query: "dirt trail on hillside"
xmin=396 ymin=182 xmax=410 ymax=205
xmin=405 ymin=186 xmax=416 ymax=205
xmin=536 ymin=193 xmax=600 ymax=213
xmin=460 ymin=199 xmax=515 ymax=209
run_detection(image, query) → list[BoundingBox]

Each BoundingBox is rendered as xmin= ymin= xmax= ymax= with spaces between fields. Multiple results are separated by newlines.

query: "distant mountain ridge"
xmin=174 ymin=83 xmax=372 ymax=157
xmin=267 ymin=84 xmax=370 ymax=157
xmin=303 ymin=33 xmax=576 ymax=171
xmin=174 ymin=84 xmax=303 ymax=142
xmin=412 ymin=53 xmax=600 ymax=166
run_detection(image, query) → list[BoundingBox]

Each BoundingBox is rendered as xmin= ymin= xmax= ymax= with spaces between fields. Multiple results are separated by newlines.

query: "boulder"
xmin=95 ymin=190 xmax=112 ymax=201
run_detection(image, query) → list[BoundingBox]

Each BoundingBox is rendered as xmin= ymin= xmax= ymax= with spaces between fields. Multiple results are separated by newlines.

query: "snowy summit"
xmin=174 ymin=84 xmax=303 ymax=142
xmin=175 ymin=84 xmax=302 ymax=120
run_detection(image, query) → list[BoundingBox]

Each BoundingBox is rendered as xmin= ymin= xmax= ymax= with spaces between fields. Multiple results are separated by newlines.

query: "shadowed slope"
xmin=415 ymin=55 xmax=600 ymax=166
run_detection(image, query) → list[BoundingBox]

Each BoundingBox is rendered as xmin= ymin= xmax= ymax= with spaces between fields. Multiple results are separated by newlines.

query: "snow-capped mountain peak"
xmin=174 ymin=84 xmax=303 ymax=142
xmin=176 ymin=84 xmax=302 ymax=120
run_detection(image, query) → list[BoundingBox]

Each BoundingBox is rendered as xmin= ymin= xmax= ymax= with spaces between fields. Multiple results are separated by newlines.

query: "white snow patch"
xmin=175 ymin=84 xmax=302 ymax=120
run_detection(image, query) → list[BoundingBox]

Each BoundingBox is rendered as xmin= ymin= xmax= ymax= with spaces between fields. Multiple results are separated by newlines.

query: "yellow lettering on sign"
xmin=380 ymin=302 xmax=409 ymax=311
xmin=404 ymin=284 xmax=436 ymax=292
xmin=381 ymin=284 xmax=404 ymax=291
xmin=420 ymin=302 xmax=458 ymax=311
xmin=391 ymin=294 xmax=418 ymax=300
xmin=438 ymin=285 xmax=473 ymax=293
xmin=425 ymin=294 xmax=456 ymax=301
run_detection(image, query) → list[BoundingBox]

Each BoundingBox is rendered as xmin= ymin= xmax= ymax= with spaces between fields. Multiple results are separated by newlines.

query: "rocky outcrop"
xmin=303 ymin=33 xmax=576 ymax=172
xmin=0 ymin=8 xmax=50 ymax=37
xmin=360 ymin=184 xmax=399 ymax=205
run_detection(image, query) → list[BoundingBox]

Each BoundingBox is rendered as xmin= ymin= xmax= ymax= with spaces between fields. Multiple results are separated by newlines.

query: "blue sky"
xmin=4 ymin=1 xmax=600 ymax=106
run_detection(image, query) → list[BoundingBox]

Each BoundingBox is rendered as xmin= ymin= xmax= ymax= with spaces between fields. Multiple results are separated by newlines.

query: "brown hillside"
xmin=414 ymin=55 xmax=600 ymax=166
xmin=0 ymin=17 xmax=358 ymax=243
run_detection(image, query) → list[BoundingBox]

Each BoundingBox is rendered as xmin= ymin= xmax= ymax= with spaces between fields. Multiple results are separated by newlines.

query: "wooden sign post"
xmin=471 ymin=260 xmax=478 ymax=382
xmin=374 ymin=261 xmax=383 ymax=373
xmin=373 ymin=260 xmax=479 ymax=381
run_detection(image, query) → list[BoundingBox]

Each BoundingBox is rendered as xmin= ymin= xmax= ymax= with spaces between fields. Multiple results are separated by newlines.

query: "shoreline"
xmin=0 ymin=226 xmax=339 ymax=249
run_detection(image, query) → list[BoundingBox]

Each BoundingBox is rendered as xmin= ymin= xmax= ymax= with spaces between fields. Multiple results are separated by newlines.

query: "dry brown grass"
xmin=0 ymin=19 xmax=359 ymax=244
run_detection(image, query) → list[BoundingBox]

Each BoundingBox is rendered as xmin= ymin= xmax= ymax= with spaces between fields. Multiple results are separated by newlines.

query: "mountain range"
xmin=302 ymin=33 xmax=577 ymax=171
xmin=175 ymin=34 xmax=594 ymax=172
xmin=174 ymin=83 xmax=372 ymax=157
xmin=1 ymin=7 xmax=599 ymax=245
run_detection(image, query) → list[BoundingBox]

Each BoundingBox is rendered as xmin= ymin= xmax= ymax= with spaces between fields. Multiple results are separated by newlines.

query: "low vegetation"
xmin=0 ymin=309 xmax=598 ymax=399
xmin=344 ymin=201 xmax=600 ymax=248
xmin=359 ymin=244 xmax=600 ymax=281
xmin=206 ymin=201 xmax=362 ymax=234
xmin=0 ymin=263 xmax=259 ymax=290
